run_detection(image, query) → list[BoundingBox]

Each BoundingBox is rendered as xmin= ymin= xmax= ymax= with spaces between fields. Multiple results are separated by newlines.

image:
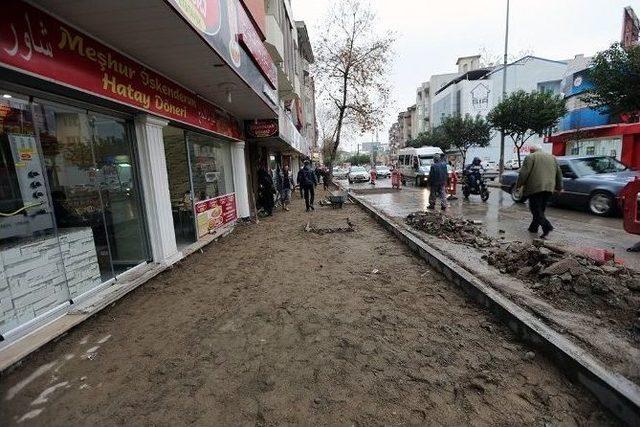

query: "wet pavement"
xmin=338 ymin=178 xmax=640 ymax=271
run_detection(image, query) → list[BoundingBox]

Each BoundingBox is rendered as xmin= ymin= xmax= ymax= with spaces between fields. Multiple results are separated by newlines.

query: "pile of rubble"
xmin=405 ymin=211 xmax=495 ymax=249
xmin=484 ymin=241 xmax=640 ymax=332
xmin=304 ymin=218 xmax=355 ymax=235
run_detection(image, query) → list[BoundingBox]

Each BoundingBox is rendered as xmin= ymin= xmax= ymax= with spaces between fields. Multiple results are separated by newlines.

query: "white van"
xmin=396 ymin=147 xmax=444 ymax=186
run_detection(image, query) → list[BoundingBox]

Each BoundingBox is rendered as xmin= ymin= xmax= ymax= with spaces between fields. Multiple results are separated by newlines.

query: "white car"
xmin=332 ymin=166 xmax=349 ymax=179
xmin=374 ymin=165 xmax=391 ymax=178
xmin=505 ymin=159 xmax=523 ymax=170
xmin=348 ymin=166 xmax=370 ymax=183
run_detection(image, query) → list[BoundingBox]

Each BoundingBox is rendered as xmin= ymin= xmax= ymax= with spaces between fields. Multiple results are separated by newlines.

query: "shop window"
xmin=0 ymin=90 xmax=70 ymax=333
xmin=586 ymin=146 xmax=595 ymax=156
xmin=163 ymin=126 xmax=196 ymax=247
xmin=187 ymin=132 xmax=234 ymax=201
xmin=37 ymin=102 xmax=149 ymax=293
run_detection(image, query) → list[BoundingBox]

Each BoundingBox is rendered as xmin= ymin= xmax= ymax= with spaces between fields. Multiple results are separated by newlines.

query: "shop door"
xmin=36 ymin=101 xmax=150 ymax=297
xmin=91 ymin=114 xmax=150 ymax=276
xmin=0 ymin=90 xmax=70 ymax=335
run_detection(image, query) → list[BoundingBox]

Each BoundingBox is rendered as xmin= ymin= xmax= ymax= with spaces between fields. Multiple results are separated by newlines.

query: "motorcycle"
xmin=462 ymin=167 xmax=490 ymax=201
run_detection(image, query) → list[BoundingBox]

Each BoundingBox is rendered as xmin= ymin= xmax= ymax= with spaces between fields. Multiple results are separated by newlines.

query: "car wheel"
xmin=510 ymin=185 xmax=526 ymax=203
xmin=589 ymin=191 xmax=615 ymax=216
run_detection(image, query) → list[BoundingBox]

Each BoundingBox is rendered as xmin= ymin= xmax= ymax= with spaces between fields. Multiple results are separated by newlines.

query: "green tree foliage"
xmin=488 ymin=90 xmax=567 ymax=167
xmin=347 ymin=153 xmax=371 ymax=165
xmin=583 ymin=43 xmax=640 ymax=122
xmin=439 ymin=114 xmax=493 ymax=167
xmin=406 ymin=128 xmax=449 ymax=150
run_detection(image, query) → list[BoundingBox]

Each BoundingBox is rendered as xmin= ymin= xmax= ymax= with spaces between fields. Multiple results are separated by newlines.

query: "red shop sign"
xmin=0 ymin=0 xmax=241 ymax=139
xmin=246 ymin=119 xmax=278 ymax=138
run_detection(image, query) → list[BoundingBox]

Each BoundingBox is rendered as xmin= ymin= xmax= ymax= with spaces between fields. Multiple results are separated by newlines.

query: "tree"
xmin=347 ymin=153 xmax=371 ymax=165
xmin=582 ymin=42 xmax=640 ymax=122
xmin=488 ymin=90 xmax=567 ymax=167
xmin=406 ymin=128 xmax=449 ymax=150
xmin=439 ymin=114 xmax=492 ymax=167
xmin=315 ymin=0 xmax=395 ymax=168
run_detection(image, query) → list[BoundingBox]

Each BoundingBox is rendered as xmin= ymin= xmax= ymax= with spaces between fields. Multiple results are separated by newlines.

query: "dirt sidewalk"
xmin=0 ymin=190 xmax=614 ymax=425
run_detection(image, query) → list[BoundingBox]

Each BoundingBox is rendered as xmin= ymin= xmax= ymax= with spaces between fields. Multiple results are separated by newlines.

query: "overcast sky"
xmin=292 ymin=0 xmax=639 ymax=148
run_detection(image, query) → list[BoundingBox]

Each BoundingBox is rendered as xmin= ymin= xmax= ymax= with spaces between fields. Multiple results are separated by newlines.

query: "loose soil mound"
xmin=485 ymin=241 xmax=640 ymax=340
xmin=405 ymin=211 xmax=495 ymax=248
xmin=405 ymin=211 xmax=640 ymax=342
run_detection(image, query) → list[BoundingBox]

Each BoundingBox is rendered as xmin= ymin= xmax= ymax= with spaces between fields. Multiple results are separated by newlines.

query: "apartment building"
xmin=245 ymin=0 xmax=318 ymax=208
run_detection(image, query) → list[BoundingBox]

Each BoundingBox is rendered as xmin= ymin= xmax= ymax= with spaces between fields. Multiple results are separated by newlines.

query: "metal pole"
xmin=499 ymin=0 xmax=510 ymax=180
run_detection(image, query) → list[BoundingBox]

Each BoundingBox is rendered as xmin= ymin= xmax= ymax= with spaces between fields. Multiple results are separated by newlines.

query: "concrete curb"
xmin=347 ymin=190 xmax=640 ymax=426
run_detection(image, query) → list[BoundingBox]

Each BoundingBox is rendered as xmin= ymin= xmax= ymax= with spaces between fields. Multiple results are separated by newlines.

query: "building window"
xmin=537 ymin=80 xmax=561 ymax=94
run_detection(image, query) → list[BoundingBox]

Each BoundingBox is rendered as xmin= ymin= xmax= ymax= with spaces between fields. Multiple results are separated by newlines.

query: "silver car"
xmin=348 ymin=166 xmax=370 ymax=184
xmin=499 ymin=156 xmax=640 ymax=216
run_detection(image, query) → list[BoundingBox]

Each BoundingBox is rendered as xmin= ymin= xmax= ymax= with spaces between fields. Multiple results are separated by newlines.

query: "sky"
xmin=292 ymin=0 xmax=639 ymax=149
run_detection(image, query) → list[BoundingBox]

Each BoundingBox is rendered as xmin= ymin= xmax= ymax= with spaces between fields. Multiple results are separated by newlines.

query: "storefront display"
xmin=195 ymin=194 xmax=237 ymax=239
xmin=0 ymin=0 xmax=255 ymax=343
xmin=0 ymin=87 xmax=150 ymax=335
xmin=163 ymin=126 xmax=236 ymax=247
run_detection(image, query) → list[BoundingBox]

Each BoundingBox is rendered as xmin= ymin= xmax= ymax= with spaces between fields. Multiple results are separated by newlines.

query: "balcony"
xmin=264 ymin=14 xmax=284 ymax=63
xmin=279 ymin=106 xmax=310 ymax=156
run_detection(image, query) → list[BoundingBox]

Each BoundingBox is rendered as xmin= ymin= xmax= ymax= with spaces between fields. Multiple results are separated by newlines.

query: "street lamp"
xmin=499 ymin=0 xmax=510 ymax=180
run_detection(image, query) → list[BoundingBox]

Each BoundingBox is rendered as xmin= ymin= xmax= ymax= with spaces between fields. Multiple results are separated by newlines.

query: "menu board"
xmin=194 ymin=193 xmax=237 ymax=239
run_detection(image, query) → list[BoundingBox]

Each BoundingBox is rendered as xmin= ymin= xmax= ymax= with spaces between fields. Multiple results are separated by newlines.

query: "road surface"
xmin=342 ymin=177 xmax=639 ymax=271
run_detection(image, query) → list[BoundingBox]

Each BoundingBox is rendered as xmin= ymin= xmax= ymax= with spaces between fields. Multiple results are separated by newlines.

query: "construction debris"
xmin=484 ymin=241 xmax=640 ymax=334
xmin=305 ymin=219 xmax=355 ymax=235
xmin=405 ymin=210 xmax=640 ymax=336
xmin=405 ymin=211 xmax=495 ymax=249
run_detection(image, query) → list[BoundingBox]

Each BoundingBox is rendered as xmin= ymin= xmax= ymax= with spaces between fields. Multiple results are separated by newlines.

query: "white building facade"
xmin=431 ymin=56 xmax=567 ymax=164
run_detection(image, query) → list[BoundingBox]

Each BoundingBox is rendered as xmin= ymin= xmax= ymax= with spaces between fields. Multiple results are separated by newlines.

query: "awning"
xmin=32 ymin=0 xmax=277 ymax=120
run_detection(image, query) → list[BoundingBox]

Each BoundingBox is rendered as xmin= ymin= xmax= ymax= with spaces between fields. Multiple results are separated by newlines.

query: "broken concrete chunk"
xmin=541 ymin=258 xmax=582 ymax=276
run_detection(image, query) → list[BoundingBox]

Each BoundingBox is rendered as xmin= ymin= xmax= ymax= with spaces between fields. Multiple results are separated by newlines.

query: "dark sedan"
xmin=499 ymin=155 xmax=640 ymax=216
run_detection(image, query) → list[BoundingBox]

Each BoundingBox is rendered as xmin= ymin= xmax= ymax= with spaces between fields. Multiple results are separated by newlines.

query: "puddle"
xmin=31 ymin=381 xmax=69 ymax=406
xmin=5 ymin=362 xmax=56 ymax=401
xmin=17 ymin=408 xmax=43 ymax=423
xmin=97 ymin=334 xmax=112 ymax=344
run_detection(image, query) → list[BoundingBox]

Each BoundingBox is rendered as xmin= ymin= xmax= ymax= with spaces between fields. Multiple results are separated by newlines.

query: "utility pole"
xmin=499 ymin=0 xmax=510 ymax=180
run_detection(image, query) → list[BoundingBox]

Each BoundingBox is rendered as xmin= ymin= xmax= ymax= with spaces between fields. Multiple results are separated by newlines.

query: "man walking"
xmin=298 ymin=160 xmax=317 ymax=212
xmin=280 ymin=165 xmax=294 ymax=211
xmin=516 ymin=145 xmax=563 ymax=239
xmin=427 ymin=154 xmax=449 ymax=211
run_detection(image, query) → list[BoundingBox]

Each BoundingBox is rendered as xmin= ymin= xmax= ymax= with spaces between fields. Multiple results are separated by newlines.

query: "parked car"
xmin=332 ymin=166 xmax=349 ymax=179
xmin=499 ymin=155 xmax=640 ymax=216
xmin=348 ymin=166 xmax=370 ymax=184
xmin=504 ymin=159 xmax=523 ymax=170
xmin=374 ymin=165 xmax=391 ymax=178
xmin=481 ymin=161 xmax=499 ymax=181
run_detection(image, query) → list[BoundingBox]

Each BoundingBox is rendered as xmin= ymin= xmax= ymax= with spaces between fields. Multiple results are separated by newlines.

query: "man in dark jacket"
xmin=298 ymin=160 xmax=317 ymax=211
xmin=257 ymin=166 xmax=275 ymax=216
xmin=427 ymin=154 xmax=449 ymax=211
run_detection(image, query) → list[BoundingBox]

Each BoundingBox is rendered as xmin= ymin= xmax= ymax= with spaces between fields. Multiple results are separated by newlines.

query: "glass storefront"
xmin=163 ymin=126 xmax=235 ymax=248
xmin=0 ymin=86 xmax=150 ymax=335
xmin=0 ymin=90 xmax=69 ymax=333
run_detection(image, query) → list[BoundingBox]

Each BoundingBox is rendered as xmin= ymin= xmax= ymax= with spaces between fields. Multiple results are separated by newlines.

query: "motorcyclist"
xmin=464 ymin=157 xmax=484 ymax=191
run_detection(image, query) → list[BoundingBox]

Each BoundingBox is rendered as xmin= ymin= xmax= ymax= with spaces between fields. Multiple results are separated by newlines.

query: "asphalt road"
xmin=338 ymin=177 xmax=640 ymax=271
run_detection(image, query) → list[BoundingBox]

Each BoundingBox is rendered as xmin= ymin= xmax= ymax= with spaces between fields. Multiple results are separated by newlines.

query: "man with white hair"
xmin=515 ymin=145 xmax=563 ymax=239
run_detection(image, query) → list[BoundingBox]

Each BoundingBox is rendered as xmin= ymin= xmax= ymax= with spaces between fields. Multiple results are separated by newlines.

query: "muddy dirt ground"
xmin=0 ymin=190 xmax=615 ymax=426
